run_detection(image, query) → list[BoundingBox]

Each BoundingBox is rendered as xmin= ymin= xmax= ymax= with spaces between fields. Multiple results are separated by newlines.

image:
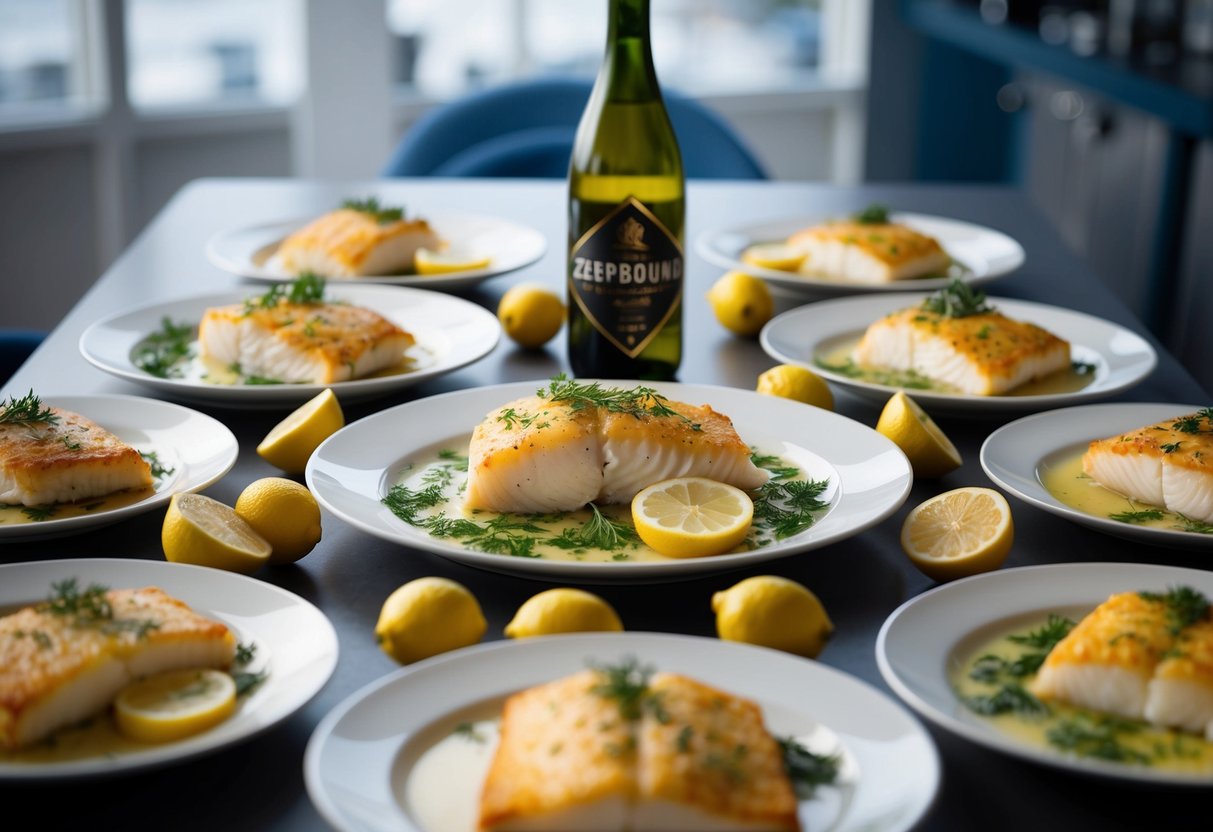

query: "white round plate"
xmin=305 ymin=379 xmax=913 ymax=583
xmin=760 ymin=293 xmax=1157 ymax=415
xmin=981 ymin=402 xmax=1212 ymax=549
xmin=79 ymin=284 xmax=500 ymax=408
xmin=696 ymin=211 xmax=1024 ymax=297
xmin=0 ymin=395 xmax=237 ymax=541
xmin=877 ymin=562 xmax=1213 ymax=785
xmin=305 ymin=632 xmax=940 ymax=832
xmin=0 ymin=558 xmax=338 ymax=780
xmin=205 ymin=212 xmax=547 ymax=290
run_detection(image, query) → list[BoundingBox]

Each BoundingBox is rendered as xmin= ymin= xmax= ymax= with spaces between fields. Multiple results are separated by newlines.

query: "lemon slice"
xmin=711 ymin=575 xmax=834 ymax=658
xmin=875 ymin=390 xmax=961 ymax=478
xmin=257 ymin=388 xmax=344 ymax=475
xmin=414 ymin=248 xmax=492 ymax=275
xmin=234 ymin=478 xmax=323 ymax=565
xmin=631 ymin=477 xmax=753 ymax=558
xmin=741 ymin=243 xmax=806 ymax=272
xmin=900 ymin=486 xmax=1014 ymax=582
xmin=375 ymin=577 xmax=487 ymax=665
xmin=756 ymin=364 xmax=834 ymax=411
xmin=504 ymin=588 xmax=623 ymax=638
xmin=114 ymin=668 xmax=237 ymax=743
xmin=161 ymin=493 xmax=272 ymax=575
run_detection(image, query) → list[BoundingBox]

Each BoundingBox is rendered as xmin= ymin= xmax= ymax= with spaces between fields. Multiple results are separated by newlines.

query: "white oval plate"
xmin=696 ymin=211 xmax=1024 ymax=297
xmin=0 ymin=558 xmax=338 ymax=780
xmin=79 ymin=284 xmax=500 ymax=408
xmin=305 ymin=632 xmax=940 ymax=832
xmin=981 ymin=402 xmax=1213 ymax=550
xmin=206 ymin=212 xmax=547 ymax=290
xmin=760 ymin=293 xmax=1157 ymax=416
xmin=876 ymin=562 xmax=1213 ymax=785
xmin=0 ymin=395 xmax=237 ymax=541
xmin=305 ymin=379 xmax=913 ymax=583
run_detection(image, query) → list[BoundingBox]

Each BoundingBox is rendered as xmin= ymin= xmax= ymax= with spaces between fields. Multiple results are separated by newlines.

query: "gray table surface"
xmin=3 ymin=178 xmax=1210 ymax=831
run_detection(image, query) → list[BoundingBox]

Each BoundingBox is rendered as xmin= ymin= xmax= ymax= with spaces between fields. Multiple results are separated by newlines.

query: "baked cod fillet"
xmin=788 ymin=220 xmax=950 ymax=284
xmin=1144 ymin=615 xmax=1213 ymax=738
xmin=852 ymin=307 xmax=1070 ymax=395
xmin=1082 ymin=409 xmax=1213 ymax=524
xmin=198 ymin=299 xmax=414 ymax=384
xmin=0 ymin=585 xmax=236 ymax=750
xmin=478 ymin=669 xmax=799 ymax=831
xmin=464 ymin=388 xmax=768 ymax=514
xmin=0 ymin=406 xmax=152 ymax=507
xmin=277 ymin=207 xmax=442 ymax=277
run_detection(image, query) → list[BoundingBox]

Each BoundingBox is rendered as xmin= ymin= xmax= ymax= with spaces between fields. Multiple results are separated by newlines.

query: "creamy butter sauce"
xmin=405 ymin=718 xmax=502 ymax=832
xmin=952 ymin=615 xmax=1213 ymax=774
xmin=1039 ymin=449 xmax=1211 ymax=534
xmin=814 ymin=335 xmax=1098 ymax=397
xmin=383 ymin=439 xmax=835 ymax=563
xmin=166 ymin=340 xmax=432 ymax=386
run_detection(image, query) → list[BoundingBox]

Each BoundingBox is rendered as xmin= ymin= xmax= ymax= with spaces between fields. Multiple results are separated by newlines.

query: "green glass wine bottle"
xmin=567 ymin=0 xmax=684 ymax=380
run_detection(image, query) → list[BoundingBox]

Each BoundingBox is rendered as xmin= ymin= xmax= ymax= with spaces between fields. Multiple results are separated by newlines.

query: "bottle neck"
xmin=601 ymin=0 xmax=659 ymax=103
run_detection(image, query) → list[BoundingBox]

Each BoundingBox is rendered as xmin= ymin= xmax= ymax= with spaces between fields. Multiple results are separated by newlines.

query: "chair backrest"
xmin=383 ymin=76 xmax=768 ymax=180
xmin=0 ymin=329 xmax=45 ymax=387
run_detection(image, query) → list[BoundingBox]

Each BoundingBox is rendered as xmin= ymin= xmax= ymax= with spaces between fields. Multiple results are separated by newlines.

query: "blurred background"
xmin=0 ymin=0 xmax=1209 ymax=391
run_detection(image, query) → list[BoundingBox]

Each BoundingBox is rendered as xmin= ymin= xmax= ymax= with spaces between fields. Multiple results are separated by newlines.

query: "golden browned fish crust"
xmin=277 ymin=209 xmax=441 ymax=276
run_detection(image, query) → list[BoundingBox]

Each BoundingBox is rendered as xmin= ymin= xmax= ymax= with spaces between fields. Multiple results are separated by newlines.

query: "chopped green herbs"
xmin=1047 ymin=714 xmax=1152 ymax=765
xmin=341 ymin=196 xmax=404 ymax=224
xmin=919 ymin=278 xmax=994 ymax=318
xmin=133 ymin=318 xmax=194 ymax=378
xmin=852 ymin=203 xmax=890 ymax=224
xmin=453 ymin=722 xmax=487 ymax=743
xmin=1071 ymin=360 xmax=1097 ymax=376
xmin=814 ymin=356 xmax=936 ymax=390
xmin=243 ymin=272 xmax=327 ymax=314
xmin=750 ymin=476 xmax=829 ymax=544
xmin=590 ymin=657 xmax=656 ymax=721
xmin=0 ymin=390 xmax=58 ymax=426
xmin=962 ymin=683 xmax=1049 ymax=717
xmin=22 ymin=505 xmax=56 ymax=522
xmin=1109 ymin=508 xmax=1165 ymax=524
xmin=42 ymin=578 xmax=160 ymax=638
xmin=1007 ymin=614 xmax=1075 ymax=650
xmin=140 ymin=450 xmax=176 ymax=480
xmin=1176 ymin=515 xmax=1213 ymax=535
xmin=1161 ymin=442 xmax=1182 ymax=454
xmin=1138 ymin=586 xmax=1210 ymax=635
xmin=778 ymin=737 xmax=841 ymax=798
xmin=546 ymin=503 xmax=639 ymax=552
xmin=536 ymin=374 xmax=701 ymax=431
xmin=496 ymin=407 xmax=550 ymax=431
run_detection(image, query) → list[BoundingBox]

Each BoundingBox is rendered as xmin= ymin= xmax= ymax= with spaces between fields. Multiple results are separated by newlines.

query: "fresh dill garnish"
xmin=589 ymin=657 xmax=656 ymax=721
xmin=232 ymin=670 xmax=269 ymax=697
xmin=961 ymin=683 xmax=1049 ymax=717
xmin=1007 ymin=614 xmax=1075 ymax=650
xmin=140 ymin=450 xmax=176 ymax=480
xmin=1046 ymin=714 xmax=1152 ymax=764
xmin=703 ymin=744 xmax=749 ymax=784
xmin=340 ymin=196 xmax=404 ymax=224
xmin=424 ymin=513 xmax=547 ymax=557
xmin=0 ymin=390 xmax=59 ymax=426
xmin=852 ymin=203 xmax=890 ymax=224
xmin=243 ymin=272 xmax=327 ymax=314
xmin=1138 ymin=586 xmax=1210 ymax=635
xmin=778 ymin=737 xmax=841 ymax=798
xmin=976 ymin=324 xmax=991 ymax=340
xmin=1161 ymin=442 xmax=1182 ymax=454
xmin=749 ymin=451 xmax=799 ymax=481
xmin=546 ymin=503 xmax=639 ymax=552
xmin=1071 ymin=360 xmax=1097 ymax=376
xmin=437 ymin=449 xmax=469 ymax=470
xmin=1175 ymin=515 xmax=1213 ymax=534
xmin=751 ymin=477 xmax=830 ymax=541
xmin=919 ymin=278 xmax=994 ymax=318
xmin=133 ymin=317 xmax=194 ymax=378
xmin=243 ymin=374 xmax=287 ymax=386
xmin=382 ymin=482 xmax=446 ymax=524
xmin=1171 ymin=410 xmax=1213 ymax=435
xmin=234 ymin=641 xmax=257 ymax=665
xmin=676 ymin=725 xmax=694 ymax=753
xmin=1109 ymin=508 xmax=1165 ymax=524
xmin=536 ymin=374 xmax=701 ymax=431
xmin=42 ymin=579 xmax=160 ymax=638
xmin=60 ymin=435 xmax=81 ymax=450
xmin=814 ymin=356 xmax=936 ymax=390
xmin=31 ymin=630 xmax=52 ymax=650
xmin=22 ymin=505 xmax=56 ymax=522
xmin=497 ymin=407 xmax=550 ymax=431
xmin=453 ymin=722 xmax=487 ymax=743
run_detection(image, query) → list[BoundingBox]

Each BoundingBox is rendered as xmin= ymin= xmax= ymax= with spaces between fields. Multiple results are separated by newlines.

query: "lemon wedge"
xmin=161 ymin=493 xmax=272 ymax=575
xmin=114 ymin=668 xmax=237 ymax=743
xmin=631 ymin=477 xmax=753 ymax=558
xmin=375 ymin=577 xmax=487 ymax=665
xmin=415 ymin=248 xmax=492 ymax=275
xmin=741 ymin=242 xmax=806 ymax=272
xmin=256 ymin=388 xmax=344 ymax=475
xmin=706 ymin=271 xmax=774 ymax=338
xmin=875 ymin=390 xmax=961 ymax=478
xmin=504 ymin=588 xmax=623 ymax=638
xmin=900 ymin=486 xmax=1014 ymax=582
xmin=234 ymin=478 xmax=323 ymax=565
xmin=497 ymin=282 xmax=566 ymax=349
xmin=711 ymin=575 xmax=833 ymax=658
xmin=756 ymin=364 xmax=834 ymax=411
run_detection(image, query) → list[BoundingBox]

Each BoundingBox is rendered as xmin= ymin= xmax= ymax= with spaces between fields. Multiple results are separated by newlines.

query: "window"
xmin=0 ymin=0 xmax=93 ymax=113
xmin=125 ymin=0 xmax=301 ymax=109
xmin=387 ymin=0 xmax=824 ymax=99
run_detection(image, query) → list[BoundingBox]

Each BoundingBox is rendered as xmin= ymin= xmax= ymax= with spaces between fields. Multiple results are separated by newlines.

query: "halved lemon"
xmin=740 ymin=242 xmax=806 ymax=272
xmin=875 ymin=390 xmax=961 ymax=478
xmin=415 ymin=248 xmax=492 ymax=275
xmin=256 ymin=387 xmax=344 ymax=475
xmin=161 ymin=493 xmax=272 ymax=575
xmin=114 ymin=668 xmax=237 ymax=743
xmin=900 ymin=486 xmax=1013 ymax=582
xmin=631 ymin=477 xmax=753 ymax=558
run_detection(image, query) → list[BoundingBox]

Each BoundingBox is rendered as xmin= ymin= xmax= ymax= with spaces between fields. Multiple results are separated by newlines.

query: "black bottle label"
xmin=569 ymin=196 xmax=683 ymax=359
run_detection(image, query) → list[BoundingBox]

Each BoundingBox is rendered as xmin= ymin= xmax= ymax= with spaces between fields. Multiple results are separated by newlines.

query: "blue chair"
xmin=0 ymin=329 xmax=45 ymax=387
xmin=383 ymin=76 xmax=768 ymax=180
